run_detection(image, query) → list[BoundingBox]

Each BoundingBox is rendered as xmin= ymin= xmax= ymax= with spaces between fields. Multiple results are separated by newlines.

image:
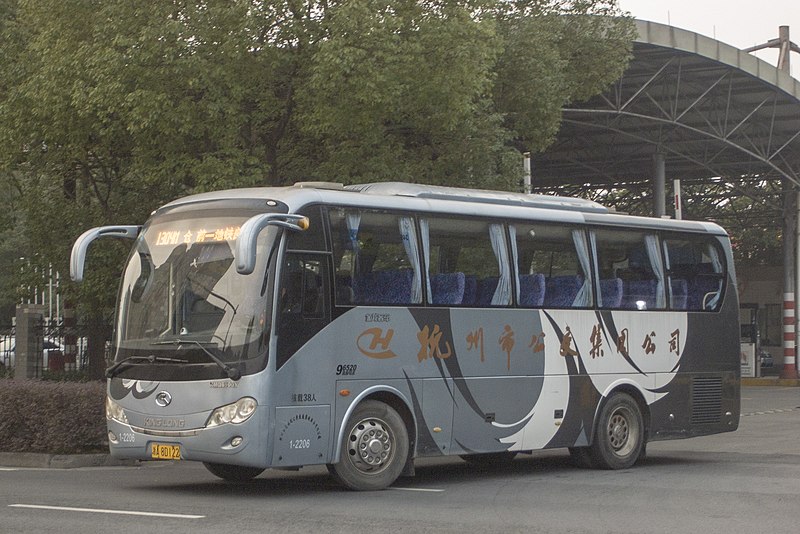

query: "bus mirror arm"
xmin=70 ymin=225 xmax=141 ymax=282
xmin=236 ymin=214 xmax=309 ymax=275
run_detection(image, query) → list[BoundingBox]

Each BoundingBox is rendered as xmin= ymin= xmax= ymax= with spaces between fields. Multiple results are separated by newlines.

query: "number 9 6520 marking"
xmin=336 ymin=364 xmax=357 ymax=376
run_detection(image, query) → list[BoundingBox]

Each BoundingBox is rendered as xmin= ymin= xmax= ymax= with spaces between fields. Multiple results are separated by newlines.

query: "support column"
xmin=14 ymin=304 xmax=46 ymax=380
xmin=62 ymin=303 xmax=77 ymax=372
xmin=781 ymin=183 xmax=798 ymax=378
xmin=653 ymin=151 xmax=666 ymax=217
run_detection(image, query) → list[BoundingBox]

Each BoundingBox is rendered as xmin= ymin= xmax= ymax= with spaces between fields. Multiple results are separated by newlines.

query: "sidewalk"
xmin=741 ymin=376 xmax=800 ymax=387
xmin=0 ymin=452 xmax=138 ymax=469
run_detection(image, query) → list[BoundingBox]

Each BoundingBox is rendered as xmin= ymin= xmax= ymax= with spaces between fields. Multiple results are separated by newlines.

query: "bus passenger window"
xmin=664 ymin=238 xmax=725 ymax=311
xmin=424 ymin=218 xmax=510 ymax=307
xmin=593 ymin=230 xmax=665 ymax=311
xmin=329 ymin=209 xmax=422 ymax=306
xmin=513 ymin=224 xmax=591 ymax=308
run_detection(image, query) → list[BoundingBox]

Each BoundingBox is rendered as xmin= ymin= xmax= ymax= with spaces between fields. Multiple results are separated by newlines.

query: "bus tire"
xmin=589 ymin=393 xmax=644 ymax=470
xmin=459 ymin=451 xmax=517 ymax=467
xmin=203 ymin=462 xmax=265 ymax=482
xmin=330 ymin=400 xmax=409 ymax=491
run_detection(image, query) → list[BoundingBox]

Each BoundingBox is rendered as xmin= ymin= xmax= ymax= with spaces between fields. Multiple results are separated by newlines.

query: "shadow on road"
xmin=127 ymin=449 xmax=720 ymax=497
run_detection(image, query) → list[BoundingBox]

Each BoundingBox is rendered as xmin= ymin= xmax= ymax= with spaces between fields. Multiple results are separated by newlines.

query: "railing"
xmin=0 ymin=319 xmax=112 ymax=380
xmin=0 ymin=327 xmax=15 ymax=376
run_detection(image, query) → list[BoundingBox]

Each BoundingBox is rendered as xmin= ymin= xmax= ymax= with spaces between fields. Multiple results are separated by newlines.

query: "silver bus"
xmin=71 ymin=182 xmax=740 ymax=490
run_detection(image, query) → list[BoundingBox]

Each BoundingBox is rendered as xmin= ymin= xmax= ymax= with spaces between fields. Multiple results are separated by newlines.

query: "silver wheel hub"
xmin=607 ymin=406 xmax=638 ymax=457
xmin=347 ymin=418 xmax=393 ymax=473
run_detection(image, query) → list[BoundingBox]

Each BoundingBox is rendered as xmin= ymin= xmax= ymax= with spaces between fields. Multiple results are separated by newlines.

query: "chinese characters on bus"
xmin=154 ymin=226 xmax=242 ymax=247
xmin=356 ymin=322 xmax=681 ymax=366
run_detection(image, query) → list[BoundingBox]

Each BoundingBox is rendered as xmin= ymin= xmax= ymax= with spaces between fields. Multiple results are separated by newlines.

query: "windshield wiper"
xmin=151 ymin=339 xmax=241 ymax=381
xmin=106 ymin=355 xmax=189 ymax=379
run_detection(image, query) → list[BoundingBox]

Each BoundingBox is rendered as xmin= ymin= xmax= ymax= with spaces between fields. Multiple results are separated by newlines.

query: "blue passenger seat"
xmin=621 ymin=279 xmax=657 ymax=310
xmin=543 ymin=275 xmax=582 ymax=308
xmin=519 ymin=273 xmax=546 ymax=307
xmin=430 ymin=272 xmax=466 ymax=305
xmin=670 ymin=278 xmax=688 ymax=310
xmin=599 ymin=278 xmax=623 ymax=308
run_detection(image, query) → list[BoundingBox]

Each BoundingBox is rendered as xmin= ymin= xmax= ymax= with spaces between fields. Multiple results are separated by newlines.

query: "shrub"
xmin=0 ymin=379 xmax=106 ymax=454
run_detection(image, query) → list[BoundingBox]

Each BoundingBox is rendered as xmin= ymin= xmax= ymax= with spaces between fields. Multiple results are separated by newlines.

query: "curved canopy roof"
xmin=532 ymin=20 xmax=800 ymax=190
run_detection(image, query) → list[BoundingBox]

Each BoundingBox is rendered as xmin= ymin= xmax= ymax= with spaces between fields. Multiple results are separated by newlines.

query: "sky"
xmin=617 ymin=0 xmax=800 ymax=78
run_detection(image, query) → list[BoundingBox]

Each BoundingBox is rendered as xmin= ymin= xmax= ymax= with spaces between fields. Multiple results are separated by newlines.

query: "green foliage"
xmin=0 ymin=0 xmax=634 ymax=318
xmin=0 ymin=379 xmax=106 ymax=453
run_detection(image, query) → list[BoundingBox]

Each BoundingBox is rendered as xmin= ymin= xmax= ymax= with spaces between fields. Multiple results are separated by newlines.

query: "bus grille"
xmin=691 ymin=376 xmax=723 ymax=425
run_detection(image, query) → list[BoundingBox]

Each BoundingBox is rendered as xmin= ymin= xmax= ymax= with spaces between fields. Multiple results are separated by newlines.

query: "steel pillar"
xmin=653 ymin=151 xmax=666 ymax=217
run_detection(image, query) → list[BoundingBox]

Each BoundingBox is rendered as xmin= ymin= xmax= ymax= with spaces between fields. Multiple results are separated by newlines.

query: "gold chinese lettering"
xmin=560 ymin=326 xmax=578 ymax=358
xmin=590 ymin=324 xmax=604 ymax=359
xmin=466 ymin=328 xmax=485 ymax=362
xmin=616 ymin=328 xmax=630 ymax=358
xmin=417 ymin=324 xmax=452 ymax=362
xmin=669 ymin=329 xmax=680 ymax=356
xmin=641 ymin=331 xmax=656 ymax=355
xmin=499 ymin=325 xmax=515 ymax=370
xmin=529 ymin=331 xmax=545 ymax=353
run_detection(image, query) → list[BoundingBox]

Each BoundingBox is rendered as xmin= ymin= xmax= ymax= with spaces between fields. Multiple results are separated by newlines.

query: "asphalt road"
xmin=2 ymin=386 xmax=798 ymax=534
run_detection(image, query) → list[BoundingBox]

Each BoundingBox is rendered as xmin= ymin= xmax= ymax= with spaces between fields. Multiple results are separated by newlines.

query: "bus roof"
xmin=159 ymin=181 xmax=728 ymax=237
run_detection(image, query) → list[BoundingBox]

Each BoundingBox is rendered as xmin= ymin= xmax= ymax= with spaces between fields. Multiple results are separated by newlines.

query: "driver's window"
xmin=280 ymin=256 xmax=324 ymax=318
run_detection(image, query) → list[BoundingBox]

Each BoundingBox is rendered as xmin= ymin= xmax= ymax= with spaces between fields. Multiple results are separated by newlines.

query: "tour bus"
xmin=70 ymin=182 xmax=740 ymax=490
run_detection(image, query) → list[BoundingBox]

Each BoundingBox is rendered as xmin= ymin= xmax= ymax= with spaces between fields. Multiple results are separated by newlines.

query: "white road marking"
xmin=0 ymin=468 xmax=19 ymax=471
xmin=9 ymin=504 xmax=204 ymax=519
xmin=390 ymin=487 xmax=445 ymax=493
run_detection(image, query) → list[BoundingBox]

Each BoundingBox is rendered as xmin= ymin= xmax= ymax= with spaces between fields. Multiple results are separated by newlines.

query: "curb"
xmin=742 ymin=377 xmax=800 ymax=387
xmin=0 ymin=452 xmax=139 ymax=469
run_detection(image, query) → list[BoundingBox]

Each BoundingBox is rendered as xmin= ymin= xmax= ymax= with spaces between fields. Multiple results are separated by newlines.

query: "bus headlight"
xmin=206 ymin=397 xmax=257 ymax=428
xmin=106 ymin=396 xmax=128 ymax=424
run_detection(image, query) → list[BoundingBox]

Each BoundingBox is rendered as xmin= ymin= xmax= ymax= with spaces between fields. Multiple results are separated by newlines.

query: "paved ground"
xmin=1 ymin=386 xmax=798 ymax=534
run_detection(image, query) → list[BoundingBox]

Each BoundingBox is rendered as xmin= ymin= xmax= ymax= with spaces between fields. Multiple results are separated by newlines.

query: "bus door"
xmin=275 ymin=253 xmax=331 ymax=368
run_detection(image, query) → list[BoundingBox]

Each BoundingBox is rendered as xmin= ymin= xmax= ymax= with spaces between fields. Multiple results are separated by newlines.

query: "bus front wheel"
xmin=203 ymin=462 xmax=265 ymax=482
xmin=329 ymin=400 xmax=409 ymax=491
xmin=589 ymin=393 xmax=645 ymax=470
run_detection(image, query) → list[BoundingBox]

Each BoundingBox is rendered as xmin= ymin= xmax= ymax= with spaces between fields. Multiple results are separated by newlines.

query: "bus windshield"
xmin=114 ymin=211 xmax=277 ymax=368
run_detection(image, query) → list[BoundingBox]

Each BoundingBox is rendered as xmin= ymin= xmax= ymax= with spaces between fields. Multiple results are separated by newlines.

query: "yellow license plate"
xmin=151 ymin=443 xmax=181 ymax=460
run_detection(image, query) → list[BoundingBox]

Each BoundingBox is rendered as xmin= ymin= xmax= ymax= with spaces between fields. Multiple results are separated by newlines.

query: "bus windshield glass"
xmin=114 ymin=211 xmax=277 ymax=367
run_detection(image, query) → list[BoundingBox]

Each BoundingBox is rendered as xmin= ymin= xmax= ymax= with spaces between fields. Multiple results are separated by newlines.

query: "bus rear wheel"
xmin=589 ymin=393 xmax=645 ymax=470
xmin=203 ymin=462 xmax=265 ymax=482
xmin=329 ymin=400 xmax=409 ymax=491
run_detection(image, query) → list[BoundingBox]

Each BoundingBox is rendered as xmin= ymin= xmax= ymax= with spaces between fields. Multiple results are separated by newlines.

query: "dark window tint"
xmin=664 ymin=238 xmax=725 ymax=311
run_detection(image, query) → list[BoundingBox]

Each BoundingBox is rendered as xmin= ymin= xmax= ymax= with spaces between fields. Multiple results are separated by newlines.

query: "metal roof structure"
xmin=532 ymin=20 xmax=800 ymax=198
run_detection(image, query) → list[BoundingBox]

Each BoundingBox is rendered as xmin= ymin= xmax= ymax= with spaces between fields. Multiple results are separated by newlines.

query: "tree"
xmin=0 ymin=0 xmax=635 ymax=322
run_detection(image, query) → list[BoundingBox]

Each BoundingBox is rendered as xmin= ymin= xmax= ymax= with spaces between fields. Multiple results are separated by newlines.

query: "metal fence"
xmin=0 ymin=327 xmax=14 ymax=371
xmin=0 ymin=321 xmax=112 ymax=379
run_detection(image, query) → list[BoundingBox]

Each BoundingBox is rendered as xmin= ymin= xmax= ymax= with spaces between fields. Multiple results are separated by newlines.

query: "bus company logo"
xmin=155 ymin=391 xmax=172 ymax=407
xmin=357 ymin=327 xmax=397 ymax=359
xmin=144 ymin=417 xmax=185 ymax=429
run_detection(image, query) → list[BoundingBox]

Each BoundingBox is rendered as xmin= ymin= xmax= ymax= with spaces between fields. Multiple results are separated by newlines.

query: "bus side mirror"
xmin=70 ymin=226 xmax=141 ymax=282
xmin=236 ymin=214 xmax=309 ymax=275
